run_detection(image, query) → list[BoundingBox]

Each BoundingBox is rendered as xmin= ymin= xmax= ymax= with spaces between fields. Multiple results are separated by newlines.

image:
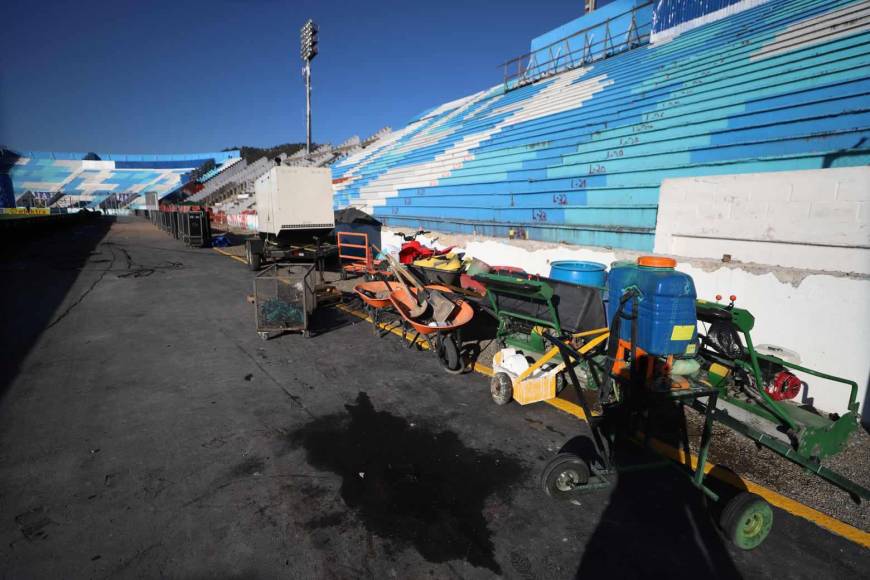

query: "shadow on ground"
xmin=286 ymin=391 xmax=527 ymax=574
xmin=564 ymin=402 xmax=744 ymax=579
xmin=0 ymin=215 xmax=114 ymax=400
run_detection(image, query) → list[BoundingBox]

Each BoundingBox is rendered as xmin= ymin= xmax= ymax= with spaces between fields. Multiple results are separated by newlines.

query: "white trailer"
xmin=245 ymin=165 xmax=336 ymax=270
xmin=254 ymin=165 xmax=334 ymax=235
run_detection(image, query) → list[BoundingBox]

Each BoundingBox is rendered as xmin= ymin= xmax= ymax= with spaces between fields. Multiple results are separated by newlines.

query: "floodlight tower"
xmin=300 ymin=19 xmax=318 ymax=155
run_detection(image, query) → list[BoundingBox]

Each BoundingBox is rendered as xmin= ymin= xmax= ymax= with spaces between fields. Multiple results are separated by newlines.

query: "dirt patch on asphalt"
xmin=287 ymin=391 xmax=527 ymax=573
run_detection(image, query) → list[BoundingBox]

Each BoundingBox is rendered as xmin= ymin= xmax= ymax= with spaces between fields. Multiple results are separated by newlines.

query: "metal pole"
xmin=306 ymin=60 xmax=312 ymax=155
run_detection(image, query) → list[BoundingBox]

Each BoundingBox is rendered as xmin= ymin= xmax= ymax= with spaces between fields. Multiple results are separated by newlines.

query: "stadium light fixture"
xmin=300 ymin=19 xmax=318 ymax=154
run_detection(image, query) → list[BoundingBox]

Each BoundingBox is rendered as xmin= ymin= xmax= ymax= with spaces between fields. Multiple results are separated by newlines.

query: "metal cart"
xmin=253 ymin=263 xmax=317 ymax=339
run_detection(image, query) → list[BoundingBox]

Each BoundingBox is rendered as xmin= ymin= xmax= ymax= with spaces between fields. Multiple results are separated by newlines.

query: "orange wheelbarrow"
xmin=353 ymin=279 xmax=403 ymax=336
xmin=388 ymin=285 xmax=475 ymax=373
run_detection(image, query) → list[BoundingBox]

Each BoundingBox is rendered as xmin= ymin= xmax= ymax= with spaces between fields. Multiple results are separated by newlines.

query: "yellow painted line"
xmin=213 ymin=247 xmax=248 ymax=265
xmin=287 ymin=300 xmax=870 ymax=548
xmin=473 ymin=362 xmax=493 ymax=377
xmin=644 ymin=436 xmax=870 ymax=548
xmin=544 ymin=396 xmax=588 ymax=420
xmin=336 ymin=303 xmax=431 ymax=351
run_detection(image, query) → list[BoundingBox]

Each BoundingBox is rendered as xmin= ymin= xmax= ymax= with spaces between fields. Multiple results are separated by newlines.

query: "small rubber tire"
xmin=258 ymin=331 xmax=269 ymax=341
xmin=247 ymin=246 xmax=261 ymax=271
xmin=555 ymin=372 xmax=566 ymax=394
xmin=720 ymin=492 xmax=773 ymax=550
xmin=437 ymin=336 xmax=461 ymax=372
xmin=541 ymin=453 xmax=590 ymax=500
xmin=369 ymin=309 xmax=381 ymax=336
xmin=490 ymin=372 xmax=513 ymax=405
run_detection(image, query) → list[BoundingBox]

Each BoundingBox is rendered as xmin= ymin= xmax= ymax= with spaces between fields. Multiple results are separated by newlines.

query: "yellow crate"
xmin=493 ymin=349 xmax=562 ymax=405
xmin=513 ymin=373 xmax=558 ymax=405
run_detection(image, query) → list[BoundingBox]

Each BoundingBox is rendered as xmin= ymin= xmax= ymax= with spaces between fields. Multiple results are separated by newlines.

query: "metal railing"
xmin=500 ymin=1 xmax=653 ymax=91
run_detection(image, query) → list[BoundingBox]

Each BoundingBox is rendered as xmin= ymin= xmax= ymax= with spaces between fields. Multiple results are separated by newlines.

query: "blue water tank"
xmin=607 ymin=257 xmax=697 ymax=356
xmin=549 ymin=260 xmax=607 ymax=287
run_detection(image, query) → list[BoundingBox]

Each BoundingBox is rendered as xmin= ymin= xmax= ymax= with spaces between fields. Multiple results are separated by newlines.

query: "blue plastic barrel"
xmin=606 ymin=260 xmax=636 ymax=322
xmin=607 ymin=257 xmax=697 ymax=356
xmin=549 ymin=261 xmax=607 ymax=287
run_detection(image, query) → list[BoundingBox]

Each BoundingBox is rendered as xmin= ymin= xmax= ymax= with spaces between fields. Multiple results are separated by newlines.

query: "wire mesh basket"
xmin=254 ymin=263 xmax=317 ymax=338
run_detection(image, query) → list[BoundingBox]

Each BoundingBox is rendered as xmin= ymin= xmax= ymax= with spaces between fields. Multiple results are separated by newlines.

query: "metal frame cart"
xmin=253 ymin=263 xmax=317 ymax=339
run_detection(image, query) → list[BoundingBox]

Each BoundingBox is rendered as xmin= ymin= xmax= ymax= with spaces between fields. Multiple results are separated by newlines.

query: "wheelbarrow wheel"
xmin=437 ymin=336 xmax=461 ymax=373
xmin=720 ymin=492 xmax=773 ymax=550
xmin=541 ymin=453 xmax=590 ymax=500
xmin=490 ymin=372 xmax=513 ymax=405
xmin=369 ymin=309 xmax=381 ymax=336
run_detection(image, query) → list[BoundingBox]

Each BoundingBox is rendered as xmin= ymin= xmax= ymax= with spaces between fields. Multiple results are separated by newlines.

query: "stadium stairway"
xmin=331 ymin=0 xmax=870 ymax=250
xmin=197 ymin=156 xmax=244 ymax=184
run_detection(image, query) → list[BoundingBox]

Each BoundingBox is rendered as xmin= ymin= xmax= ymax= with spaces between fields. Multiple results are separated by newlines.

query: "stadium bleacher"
xmin=200 ymin=132 xmax=392 ymax=226
xmin=197 ymin=156 xmax=244 ymax=184
xmin=330 ymin=0 xmax=870 ymax=251
xmin=0 ymin=150 xmax=241 ymax=209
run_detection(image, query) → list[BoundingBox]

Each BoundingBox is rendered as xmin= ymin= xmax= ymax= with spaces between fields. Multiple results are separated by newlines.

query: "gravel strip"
xmin=684 ymin=408 xmax=869 ymax=531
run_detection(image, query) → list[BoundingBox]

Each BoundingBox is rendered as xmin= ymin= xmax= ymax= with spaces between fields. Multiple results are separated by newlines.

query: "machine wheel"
xmin=246 ymin=245 xmax=262 ymax=271
xmin=490 ymin=373 xmax=513 ymax=405
xmin=720 ymin=492 xmax=773 ymax=550
xmin=541 ymin=453 xmax=590 ymax=500
xmin=555 ymin=372 xmax=566 ymax=394
xmin=437 ymin=336 xmax=461 ymax=373
xmin=258 ymin=331 xmax=269 ymax=341
xmin=369 ymin=309 xmax=381 ymax=335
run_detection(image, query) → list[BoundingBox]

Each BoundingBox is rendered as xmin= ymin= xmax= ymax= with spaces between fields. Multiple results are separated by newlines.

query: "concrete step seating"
xmin=331 ymin=0 xmax=870 ymax=250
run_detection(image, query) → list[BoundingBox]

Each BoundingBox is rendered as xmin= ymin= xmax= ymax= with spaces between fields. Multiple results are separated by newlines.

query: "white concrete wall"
xmin=382 ymin=227 xmax=870 ymax=420
xmin=654 ymin=167 xmax=870 ymax=275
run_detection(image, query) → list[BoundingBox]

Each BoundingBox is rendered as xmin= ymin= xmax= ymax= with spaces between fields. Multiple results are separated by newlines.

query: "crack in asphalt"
xmin=45 ymin=243 xmax=117 ymax=331
xmin=217 ymin=327 xmax=316 ymax=419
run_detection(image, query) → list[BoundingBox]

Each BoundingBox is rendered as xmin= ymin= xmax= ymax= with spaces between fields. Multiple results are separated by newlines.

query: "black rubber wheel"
xmin=541 ymin=453 xmax=590 ymax=500
xmin=437 ymin=336 xmax=461 ymax=372
xmin=369 ymin=309 xmax=381 ymax=336
xmin=720 ymin=492 xmax=773 ymax=550
xmin=555 ymin=371 xmax=566 ymax=394
xmin=247 ymin=245 xmax=261 ymax=271
xmin=490 ymin=372 xmax=513 ymax=405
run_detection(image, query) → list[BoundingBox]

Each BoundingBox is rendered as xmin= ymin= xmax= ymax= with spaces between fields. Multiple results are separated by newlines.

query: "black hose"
xmin=600 ymin=289 xmax=639 ymax=404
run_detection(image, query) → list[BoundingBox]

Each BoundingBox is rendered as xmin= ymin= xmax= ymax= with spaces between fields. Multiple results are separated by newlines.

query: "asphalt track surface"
xmin=1 ymin=217 xmax=867 ymax=579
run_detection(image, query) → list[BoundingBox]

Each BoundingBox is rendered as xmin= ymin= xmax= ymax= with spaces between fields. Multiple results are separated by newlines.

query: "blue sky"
xmin=0 ymin=0 xmax=585 ymax=154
